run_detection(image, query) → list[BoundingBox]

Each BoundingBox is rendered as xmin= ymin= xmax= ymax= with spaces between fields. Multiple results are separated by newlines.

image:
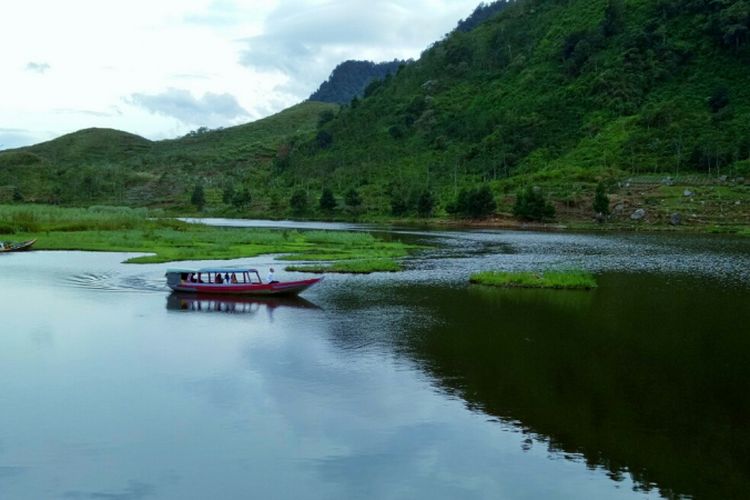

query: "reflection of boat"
xmin=165 ymin=267 xmax=322 ymax=296
xmin=0 ymin=239 xmax=36 ymax=253
xmin=166 ymin=292 xmax=320 ymax=314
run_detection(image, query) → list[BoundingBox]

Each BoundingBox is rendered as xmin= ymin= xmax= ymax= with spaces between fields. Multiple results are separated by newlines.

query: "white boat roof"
xmin=166 ymin=268 xmax=259 ymax=274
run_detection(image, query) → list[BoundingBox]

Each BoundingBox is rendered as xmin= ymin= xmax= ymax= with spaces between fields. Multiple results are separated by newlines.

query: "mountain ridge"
xmin=309 ymin=59 xmax=407 ymax=104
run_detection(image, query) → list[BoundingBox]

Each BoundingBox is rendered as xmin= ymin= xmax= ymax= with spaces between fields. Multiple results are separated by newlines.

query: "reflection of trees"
xmin=385 ymin=277 xmax=749 ymax=499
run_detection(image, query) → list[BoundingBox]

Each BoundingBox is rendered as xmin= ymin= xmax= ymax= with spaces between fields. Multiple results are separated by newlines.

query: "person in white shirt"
xmin=266 ymin=268 xmax=277 ymax=283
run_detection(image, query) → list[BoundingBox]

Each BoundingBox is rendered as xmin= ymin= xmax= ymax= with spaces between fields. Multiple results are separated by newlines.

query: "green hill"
xmin=15 ymin=128 xmax=152 ymax=165
xmin=0 ymin=101 xmax=337 ymax=206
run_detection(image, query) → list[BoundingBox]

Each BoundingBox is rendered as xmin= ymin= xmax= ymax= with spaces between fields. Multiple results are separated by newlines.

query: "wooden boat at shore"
xmin=0 ymin=239 xmax=36 ymax=253
xmin=165 ymin=268 xmax=322 ymax=296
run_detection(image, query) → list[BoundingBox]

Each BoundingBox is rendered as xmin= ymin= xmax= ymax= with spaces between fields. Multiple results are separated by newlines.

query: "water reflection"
xmin=381 ymin=275 xmax=750 ymax=499
xmin=166 ymin=292 xmax=320 ymax=315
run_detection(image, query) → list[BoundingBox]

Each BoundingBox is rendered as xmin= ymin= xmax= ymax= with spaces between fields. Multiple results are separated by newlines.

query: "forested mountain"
xmin=281 ymin=0 xmax=750 ymax=222
xmin=309 ymin=60 xmax=406 ymax=104
xmin=1 ymin=0 xmax=749 ymax=226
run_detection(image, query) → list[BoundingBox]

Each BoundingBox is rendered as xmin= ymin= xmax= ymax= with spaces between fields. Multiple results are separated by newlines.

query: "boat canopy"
xmin=165 ymin=268 xmax=259 ymax=275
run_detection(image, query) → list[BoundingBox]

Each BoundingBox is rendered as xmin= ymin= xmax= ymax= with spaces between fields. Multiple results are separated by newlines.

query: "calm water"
xmin=0 ymin=226 xmax=749 ymax=499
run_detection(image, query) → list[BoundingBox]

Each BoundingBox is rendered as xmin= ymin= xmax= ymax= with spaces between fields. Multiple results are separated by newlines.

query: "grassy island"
xmin=470 ymin=270 xmax=598 ymax=290
xmin=0 ymin=205 xmax=415 ymax=266
xmin=285 ymin=259 xmax=402 ymax=274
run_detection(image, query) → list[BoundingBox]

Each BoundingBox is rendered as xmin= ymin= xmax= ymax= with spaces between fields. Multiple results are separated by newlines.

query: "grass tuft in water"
xmin=469 ymin=270 xmax=597 ymax=290
xmin=286 ymin=259 xmax=402 ymax=274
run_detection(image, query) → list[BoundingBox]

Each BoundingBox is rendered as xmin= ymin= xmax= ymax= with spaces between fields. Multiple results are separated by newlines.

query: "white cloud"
xmin=25 ymin=62 xmax=51 ymax=74
xmin=129 ymin=88 xmax=249 ymax=127
xmin=0 ymin=0 xmax=482 ymax=149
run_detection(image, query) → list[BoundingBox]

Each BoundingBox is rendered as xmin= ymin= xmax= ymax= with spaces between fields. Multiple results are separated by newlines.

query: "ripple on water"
xmin=61 ymin=272 xmax=167 ymax=293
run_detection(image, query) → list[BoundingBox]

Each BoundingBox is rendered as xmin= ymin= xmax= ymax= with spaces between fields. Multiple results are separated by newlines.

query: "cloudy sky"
xmin=0 ymin=0 xmax=482 ymax=149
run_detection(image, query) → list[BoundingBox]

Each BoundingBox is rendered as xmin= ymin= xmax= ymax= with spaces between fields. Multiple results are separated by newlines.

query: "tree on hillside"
xmin=601 ymin=0 xmax=625 ymax=38
xmin=319 ymin=188 xmax=336 ymax=212
xmin=593 ymin=183 xmax=610 ymax=221
xmin=390 ymin=192 xmax=409 ymax=216
xmin=233 ymin=188 xmax=252 ymax=209
xmin=447 ymin=186 xmax=496 ymax=219
xmin=191 ymin=184 xmax=205 ymax=211
xmin=345 ymin=188 xmax=362 ymax=209
xmin=316 ymin=130 xmax=333 ymax=149
xmin=417 ymin=190 xmax=436 ymax=218
xmin=708 ymin=86 xmax=730 ymax=113
xmin=513 ymin=186 xmax=555 ymax=222
xmin=222 ymin=184 xmax=235 ymax=204
xmin=289 ymin=189 xmax=308 ymax=215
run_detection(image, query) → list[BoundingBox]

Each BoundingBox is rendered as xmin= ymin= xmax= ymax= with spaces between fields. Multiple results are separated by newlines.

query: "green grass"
xmin=469 ymin=270 xmax=598 ymax=290
xmin=286 ymin=259 xmax=402 ymax=274
xmin=0 ymin=205 xmax=417 ymax=265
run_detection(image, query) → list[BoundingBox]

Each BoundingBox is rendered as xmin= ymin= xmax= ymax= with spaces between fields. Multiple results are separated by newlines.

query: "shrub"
xmin=513 ymin=186 xmax=555 ymax=221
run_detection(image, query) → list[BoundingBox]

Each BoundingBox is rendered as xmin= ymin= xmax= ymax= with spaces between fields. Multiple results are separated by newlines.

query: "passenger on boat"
xmin=267 ymin=268 xmax=277 ymax=284
xmin=231 ymin=273 xmax=238 ymax=284
xmin=215 ymin=274 xmax=224 ymax=284
xmin=224 ymin=273 xmax=231 ymax=284
xmin=190 ymin=273 xmax=197 ymax=283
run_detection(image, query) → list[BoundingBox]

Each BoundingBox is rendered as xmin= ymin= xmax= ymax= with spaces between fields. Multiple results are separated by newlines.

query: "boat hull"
xmin=167 ymin=277 xmax=322 ymax=296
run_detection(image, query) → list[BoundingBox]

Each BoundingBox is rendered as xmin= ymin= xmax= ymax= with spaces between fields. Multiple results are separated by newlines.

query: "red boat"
xmin=165 ymin=267 xmax=322 ymax=296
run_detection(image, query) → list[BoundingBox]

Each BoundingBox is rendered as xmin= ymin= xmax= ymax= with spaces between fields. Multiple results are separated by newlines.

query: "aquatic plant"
xmin=469 ymin=270 xmax=598 ymax=290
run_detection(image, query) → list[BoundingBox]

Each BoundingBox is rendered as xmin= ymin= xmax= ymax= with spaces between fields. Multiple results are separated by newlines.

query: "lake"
xmin=1 ymin=224 xmax=748 ymax=499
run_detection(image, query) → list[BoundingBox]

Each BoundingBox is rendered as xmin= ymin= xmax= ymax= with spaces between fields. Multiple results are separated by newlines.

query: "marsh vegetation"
xmin=0 ymin=205 xmax=414 ymax=266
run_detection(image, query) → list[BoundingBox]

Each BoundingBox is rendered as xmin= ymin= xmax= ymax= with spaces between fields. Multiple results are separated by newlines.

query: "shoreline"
xmin=174 ymin=211 xmax=749 ymax=236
